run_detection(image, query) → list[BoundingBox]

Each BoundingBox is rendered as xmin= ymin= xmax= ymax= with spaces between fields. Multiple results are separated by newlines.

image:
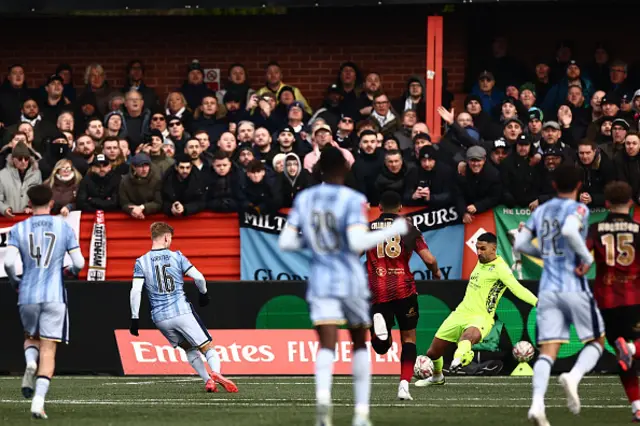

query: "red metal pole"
xmin=426 ymin=15 xmax=444 ymax=141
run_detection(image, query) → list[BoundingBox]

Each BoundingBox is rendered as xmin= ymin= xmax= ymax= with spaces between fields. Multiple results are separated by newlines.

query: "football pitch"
xmin=0 ymin=375 xmax=633 ymax=425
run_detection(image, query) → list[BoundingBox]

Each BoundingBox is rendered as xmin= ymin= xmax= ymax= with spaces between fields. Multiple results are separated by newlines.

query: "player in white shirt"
xmin=129 ymin=222 xmax=237 ymax=393
xmin=515 ymin=165 xmax=605 ymax=426
xmin=4 ymin=185 xmax=85 ymax=419
xmin=279 ymin=146 xmax=409 ymax=426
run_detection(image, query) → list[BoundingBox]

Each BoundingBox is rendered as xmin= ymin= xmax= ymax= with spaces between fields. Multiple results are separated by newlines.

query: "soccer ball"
xmin=512 ymin=341 xmax=535 ymax=363
xmin=413 ymin=355 xmax=434 ymax=379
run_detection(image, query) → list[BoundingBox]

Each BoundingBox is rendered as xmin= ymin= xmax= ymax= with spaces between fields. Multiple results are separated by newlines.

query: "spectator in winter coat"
xmin=281 ymin=153 xmax=312 ymax=208
xmin=0 ymin=143 xmax=42 ymax=217
xmin=335 ymin=61 xmax=363 ymax=117
xmin=237 ymin=144 xmax=255 ymax=172
xmin=600 ymin=118 xmax=629 ymax=160
xmin=69 ymin=134 xmax=97 ymax=177
xmin=370 ymin=92 xmax=400 ymax=136
xmin=542 ymin=60 xmax=594 ymax=119
xmin=119 ymin=153 xmax=162 ymax=219
xmin=205 ymin=151 xmax=242 ymax=213
xmin=39 ymin=74 xmax=72 ymax=126
xmin=165 ymin=92 xmax=193 ymax=131
xmin=101 ymin=137 xmax=130 ymax=176
xmin=303 ymin=124 xmax=355 ymax=172
xmin=123 ymin=90 xmax=151 ymax=151
xmin=393 ymin=76 xmax=426 ymax=122
xmin=335 ymin=113 xmax=358 ymax=152
xmin=239 ymin=159 xmax=282 ymax=214
xmin=576 ymin=139 xmax=615 ymax=208
xmin=166 ymin=115 xmax=191 ymax=154
xmin=178 ymin=60 xmax=210 ymax=110
xmin=404 ymin=145 xmax=458 ymax=208
xmin=437 ymin=107 xmax=481 ymax=168
xmin=470 ymin=71 xmax=505 ymax=115
xmin=162 ymin=153 xmax=206 ymax=217
xmin=374 ymin=149 xmax=416 ymax=205
xmin=0 ymin=64 xmax=32 ymax=127
xmin=532 ymin=121 xmax=575 ymax=166
xmin=606 ymin=60 xmax=634 ymax=100
xmin=615 ymin=132 xmax=640 ymax=204
xmin=222 ymin=90 xmax=251 ymax=125
xmin=256 ymin=61 xmax=312 ymax=115
xmin=79 ymin=63 xmax=119 ymax=116
xmin=538 ymin=146 xmax=565 ymax=203
xmin=457 ymin=146 xmax=502 ymax=224
xmin=356 ymin=72 xmax=382 ymax=120
xmin=216 ymin=63 xmax=256 ymax=109
xmin=121 ymin=60 xmax=159 ymax=109
xmin=393 ymin=110 xmax=418 ymax=152
xmin=145 ymin=129 xmax=175 ymax=177
xmin=3 ymin=98 xmax=57 ymax=154
xmin=43 ymin=158 xmax=82 ymax=216
xmin=252 ymin=127 xmax=276 ymax=167
xmin=464 ymin=94 xmax=503 ymax=141
xmin=191 ymin=94 xmax=227 ymax=148
xmin=352 ymin=130 xmax=384 ymax=204
xmin=76 ymin=154 xmax=121 ymax=212
xmin=185 ymin=138 xmax=209 ymax=173
xmin=39 ymin=133 xmax=72 ymax=181
xmin=104 ymin=110 xmax=128 ymax=139
xmin=54 ymin=63 xmax=76 ymax=103
xmin=501 ymin=134 xmax=541 ymax=209
xmin=307 ymin=85 xmax=343 ymax=133
xmin=0 ymin=131 xmax=39 ymax=171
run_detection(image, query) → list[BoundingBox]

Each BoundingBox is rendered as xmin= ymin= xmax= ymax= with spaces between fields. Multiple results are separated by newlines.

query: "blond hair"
xmin=150 ymin=222 xmax=174 ymax=240
xmin=45 ymin=159 xmax=82 ymax=187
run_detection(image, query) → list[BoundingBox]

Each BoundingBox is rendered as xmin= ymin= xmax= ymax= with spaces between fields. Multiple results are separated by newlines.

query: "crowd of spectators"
xmin=0 ymin=40 xmax=639 ymax=221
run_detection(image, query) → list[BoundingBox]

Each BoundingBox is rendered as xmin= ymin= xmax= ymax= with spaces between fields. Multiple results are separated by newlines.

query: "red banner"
xmin=115 ymin=329 xmax=402 ymax=375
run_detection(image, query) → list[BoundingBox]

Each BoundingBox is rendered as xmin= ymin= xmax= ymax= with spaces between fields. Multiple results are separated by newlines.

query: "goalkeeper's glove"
xmin=129 ymin=319 xmax=139 ymax=336
xmin=198 ymin=292 xmax=210 ymax=307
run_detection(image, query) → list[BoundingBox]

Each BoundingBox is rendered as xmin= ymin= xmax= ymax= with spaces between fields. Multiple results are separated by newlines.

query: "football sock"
xmin=315 ymin=348 xmax=334 ymax=406
xmin=569 ymin=342 xmax=603 ymax=382
xmin=400 ymin=343 xmax=417 ymax=382
xmin=204 ymin=348 xmax=221 ymax=374
xmin=532 ymin=355 xmax=554 ymax=408
xmin=371 ymin=337 xmax=391 ymax=355
xmin=187 ymin=349 xmax=210 ymax=383
xmin=432 ymin=356 xmax=444 ymax=375
xmin=620 ymin=369 xmax=640 ymax=405
xmin=352 ymin=348 xmax=370 ymax=417
xmin=24 ymin=346 xmax=39 ymax=366
xmin=632 ymin=399 xmax=640 ymax=413
xmin=34 ymin=376 xmax=50 ymax=400
xmin=633 ymin=340 xmax=640 ymax=359
xmin=454 ymin=339 xmax=472 ymax=360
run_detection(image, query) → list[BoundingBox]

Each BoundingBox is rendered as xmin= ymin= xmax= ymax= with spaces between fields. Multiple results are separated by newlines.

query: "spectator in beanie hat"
xmin=238 ymin=159 xmax=282 ymax=214
xmin=600 ymin=118 xmax=629 ymax=160
xmin=404 ymin=145 xmax=458 ymax=208
xmin=0 ymin=142 xmax=43 ymax=217
xmin=119 ymin=152 xmax=162 ymax=219
xmin=457 ymin=145 xmax=502 ymax=224
xmin=587 ymin=93 xmax=624 ymax=140
xmin=256 ymin=61 xmax=312 ymax=115
xmin=237 ymin=143 xmax=255 ymax=171
xmin=519 ymin=82 xmax=537 ymax=110
xmin=527 ymin=107 xmax=544 ymax=143
xmin=223 ymin=90 xmax=251 ymax=124
xmin=178 ymin=59 xmax=210 ymax=110
xmin=393 ymin=75 xmax=426 ymax=122
xmin=584 ymin=42 xmax=611 ymax=92
xmin=501 ymin=134 xmax=540 ymax=209
xmin=464 ymin=93 xmax=502 ymax=141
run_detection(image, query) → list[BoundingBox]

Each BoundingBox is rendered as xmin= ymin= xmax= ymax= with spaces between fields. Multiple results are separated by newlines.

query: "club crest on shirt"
xmin=376 ymin=267 xmax=387 ymax=277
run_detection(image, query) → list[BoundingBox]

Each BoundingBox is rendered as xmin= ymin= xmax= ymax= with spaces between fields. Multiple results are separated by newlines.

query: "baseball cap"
xmin=542 ymin=121 xmax=561 ymax=130
xmin=516 ymin=134 xmax=532 ymax=145
xmin=413 ymin=132 xmax=432 ymax=143
xmin=543 ymin=146 xmax=563 ymax=157
xmin=91 ymin=154 xmax=110 ymax=166
xmin=466 ymin=146 xmax=487 ymax=160
xmin=131 ymin=153 xmax=151 ymax=166
xmin=612 ymin=118 xmax=630 ymax=131
xmin=46 ymin=74 xmax=63 ymax=85
xmin=504 ymin=118 xmax=524 ymax=128
xmin=327 ymin=83 xmax=341 ymax=94
xmin=313 ymin=124 xmax=332 ymax=135
xmin=601 ymin=93 xmax=621 ymax=107
xmin=279 ymin=126 xmax=295 ymax=136
xmin=529 ymin=107 xmax=544 ymax=122
xmin=288 ymin=101 xmax=305 ymax=111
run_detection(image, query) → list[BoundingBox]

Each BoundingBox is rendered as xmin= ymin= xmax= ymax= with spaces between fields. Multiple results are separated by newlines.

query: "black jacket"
xmin=578 ymin=152 xmax=615 ymax=208
xmin=404 ymin=161 xmax=458 ymax=209
xmin=352 ymin=149 xmax=384 ymax=204
xmin=614 ymin=151 xmax=640 ymax=204
xmin=122 ymin=81 xmax=159 ymax=109
xmin=0 ymin=80 xmax=32 ymax=127
xmin=374 ymin=163 xmax=417 ymax=206
xmin=280 ymin=153 xmax=313 ymax=208
xmin=457 ymin=164 xmax=503 ymax=213
xmin=191 ymin=115 xmax=227 ymax=149
xmin=76 ymin=170 xmax=121 ymax=212
xmin=438 ymin=122 xmax=483 ymax=168
xmin=161 ymin=168 xmax=207 ymax=216
xmin=500 ymin=152 xmax=540 ymax=207
xmin=238 ymin=173 xmax=282 ymax=214
xmin=204 ymin=164 xmax=243 ymax=213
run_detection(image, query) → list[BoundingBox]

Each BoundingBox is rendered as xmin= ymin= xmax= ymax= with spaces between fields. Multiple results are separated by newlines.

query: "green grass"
xmin=0 ymin=375 xmax=633 ymax=425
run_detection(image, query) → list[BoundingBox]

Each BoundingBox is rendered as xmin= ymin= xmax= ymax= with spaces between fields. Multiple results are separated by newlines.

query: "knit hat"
xmin=149 ymin=129 xmax=164 ymax=141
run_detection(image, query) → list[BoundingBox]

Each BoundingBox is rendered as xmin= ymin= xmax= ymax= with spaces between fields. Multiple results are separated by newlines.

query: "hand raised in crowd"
xmin=246 ymin=95 xmax=259 ymax=111
xmin=557 ymin=105 xmax=573 ymax=128
xmin=258 ymin=99 xmax=272 ymax=117
xmin=529 ymin=153 xmax=542 ymax=167
xmin=457 ymin=161 xmax=466 ymax=176
xmin=466 ymin=205 xmax=477 ymax=214
xmin=528 ymin=199 xmax=539 ymax=211
xmin=437 ymin=106 xmax=455 ymax=125
xmin=60 ymin=206 xmax=70 ymax=217
xmin=462 ymin=213 xmax=474 ymax=224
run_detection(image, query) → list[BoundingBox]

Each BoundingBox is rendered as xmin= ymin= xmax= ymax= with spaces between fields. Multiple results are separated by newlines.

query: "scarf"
xmin=56 ymin=173 xmax=75 ymax=182
xmin=371 ymin=110 xmax=395 ymax=127
xmin=21 ymin=114 xmax=41 ymax=127
xmin=167 ymin=107 xmax=186 ymax=119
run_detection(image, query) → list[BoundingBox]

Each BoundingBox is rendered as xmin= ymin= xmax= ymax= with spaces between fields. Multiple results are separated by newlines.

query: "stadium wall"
xmin=0 ymin=281 xmax=619 ymax=375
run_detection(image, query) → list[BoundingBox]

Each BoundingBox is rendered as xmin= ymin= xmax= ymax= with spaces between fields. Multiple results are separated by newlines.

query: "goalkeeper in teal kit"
xmin=415 ymin=232 xmax=537 ymax=386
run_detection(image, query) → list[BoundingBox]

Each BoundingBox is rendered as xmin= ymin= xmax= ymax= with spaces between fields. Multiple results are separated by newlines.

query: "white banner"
xmin=0 ymin=211 xmax=82 ymax=278
xmin=87 ymin=211 xmax=107 ymax=281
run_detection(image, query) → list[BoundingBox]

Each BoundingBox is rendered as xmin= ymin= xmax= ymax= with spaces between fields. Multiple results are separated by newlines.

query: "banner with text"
xmin=115 ymin=329 xmax=402 ymax=375
xmin=494 ymin=205 xmax=609 ymax=280
xmin=0 ymin=211 xmax=82 ymax=278
xmin=239 ymin=206 xmax=464 ymax=281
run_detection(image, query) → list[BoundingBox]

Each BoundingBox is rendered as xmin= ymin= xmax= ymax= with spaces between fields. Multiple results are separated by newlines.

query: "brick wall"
xmin=0 ymin=8 xmax=466 ymax=110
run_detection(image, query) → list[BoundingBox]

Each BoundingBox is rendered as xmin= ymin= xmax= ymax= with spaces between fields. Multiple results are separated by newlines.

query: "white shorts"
xmin=536 ymin=291 xmax=605 ymax=345
xmin=155 ymin=312 xmax=211 ymax=348
xmin=308 ymin=296 xmax=371 ymax=327
xmin=19 ymin=303 xmax=69 ymax=344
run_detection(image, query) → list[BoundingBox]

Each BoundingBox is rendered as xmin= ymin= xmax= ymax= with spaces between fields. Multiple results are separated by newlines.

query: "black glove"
xmin=199 ymin=292 xmax=210 ymax=307
xmin=130 ymin=319 xmax=139 ymax=336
